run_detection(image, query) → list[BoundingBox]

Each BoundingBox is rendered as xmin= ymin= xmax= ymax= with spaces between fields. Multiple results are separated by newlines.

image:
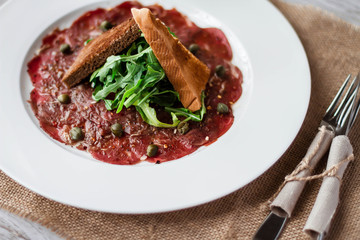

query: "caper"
xmin=69 ymin=127 xmax=84 ymax=141
xmin=215 ymin=65 xmax=226 ymax=77
xmin=189 ymin=43 xmax=199 ymax=54
xmin=217 ymin=103 xmax=229 ymax=114
xmin=100 ymin=21 xmax=112 ymax=31
xmin=111 ymin=123 xmax=123 ymax=137
xmin=177 ymin=121 xmax=190 ymax=135
xmin=57 ymin=94 xmax=71 ymax=104
xmin=60 ymin=44 xmax=71 ymax=54
xmin=147 ymin=144 xmax=158 ymax=157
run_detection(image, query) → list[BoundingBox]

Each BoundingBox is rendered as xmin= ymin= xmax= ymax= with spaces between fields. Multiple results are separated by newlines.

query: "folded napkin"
xmin=270 ymin=127 xmax=334 ymax=217
xmin=304 ymin=136 xmax=354 ymax=238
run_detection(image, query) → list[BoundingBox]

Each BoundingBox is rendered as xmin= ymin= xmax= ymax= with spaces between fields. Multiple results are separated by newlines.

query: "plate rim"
xmin=0 ymin=0 xmax=310 ymax=213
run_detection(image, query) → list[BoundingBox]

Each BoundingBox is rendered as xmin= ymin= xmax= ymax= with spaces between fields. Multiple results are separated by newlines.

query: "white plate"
xmin=0 ymin=0 xmax=310 ymax=213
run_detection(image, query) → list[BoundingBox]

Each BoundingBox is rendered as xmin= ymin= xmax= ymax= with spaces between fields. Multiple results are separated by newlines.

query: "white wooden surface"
xmin=0 ymin=0 xmax=359 ymax=239
xmin=0 ymin=210 xmax=63 ymax=240
xmin=287 ymin=0 xmax=360 ymax=25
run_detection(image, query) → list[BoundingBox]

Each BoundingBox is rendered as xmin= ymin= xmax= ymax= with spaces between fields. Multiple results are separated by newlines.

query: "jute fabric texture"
xmin=1 ymin=0 xmax=360 ymax=239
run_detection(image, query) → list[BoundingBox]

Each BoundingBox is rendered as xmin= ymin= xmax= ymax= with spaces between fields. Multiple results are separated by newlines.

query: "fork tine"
xmin=350 ymin=98 xmax=360 ymax=127
xmin=338 ymin=75 xmax=360 ymax=135
xmin=324 ymin=74 xmax=351 ymax=119
xmin=333 ymin=74 xmax=358 ymax=119
xmin=339 ymin=82 xmax=359 ymax=128
xmin=334 ymin=76 xmax=359 ymax=125
xmin=345 ymin=83 xmax=360 ymax=134
xmin=350 ymin=74 xmax=360 ymax=128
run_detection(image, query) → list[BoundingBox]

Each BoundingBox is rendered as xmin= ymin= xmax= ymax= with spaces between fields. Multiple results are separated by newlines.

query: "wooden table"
xmin=0 ymin=0 xmax=359 ymax=239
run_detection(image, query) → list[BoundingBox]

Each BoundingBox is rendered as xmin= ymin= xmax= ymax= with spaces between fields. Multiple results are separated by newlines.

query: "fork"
xmin=253 ymin=73 xmax=360 ymax=240
xmin=303 ymin=77 xmax=360 ymax=239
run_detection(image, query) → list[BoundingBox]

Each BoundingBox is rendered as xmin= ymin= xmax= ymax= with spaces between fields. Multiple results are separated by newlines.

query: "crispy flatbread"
xmin=62 ymin=18 xmax=141 ymax=88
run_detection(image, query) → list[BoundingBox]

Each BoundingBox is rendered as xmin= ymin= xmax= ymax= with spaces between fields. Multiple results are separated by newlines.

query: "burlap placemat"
xmin=1 ymin=1 xmax=360 ymax=239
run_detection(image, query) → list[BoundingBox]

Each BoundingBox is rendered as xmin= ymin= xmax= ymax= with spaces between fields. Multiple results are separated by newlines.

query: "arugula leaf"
xmin=135 ymin=101 xmax=180 ymax=128
xmin=165 ymin=92 xmax=206 ymax=122
xmin=93 ymin=63 xmax=140 ymax=101
xmin=84 ymin=39 xmax=92 ymax=46
xmin=167 ymin=27 xmax=177 ymax=37
xmin=90 ymin=36 xmax=207 ymax=128
xmin=116 ymin=77 xmax=144 ymax=113
xmin=90 ymin=55 xmax=121 ymax=84
xmin=150 ymin=90 xmax=179 ymax=107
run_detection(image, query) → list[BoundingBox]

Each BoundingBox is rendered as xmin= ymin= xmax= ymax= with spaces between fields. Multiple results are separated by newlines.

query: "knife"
xmin=251 ymin=124 xmax=333 ymax=240
xmin=252 ymin=73 xmax=360 ymax=240
xmin=253 ymin=212 xmax=287 ymax=240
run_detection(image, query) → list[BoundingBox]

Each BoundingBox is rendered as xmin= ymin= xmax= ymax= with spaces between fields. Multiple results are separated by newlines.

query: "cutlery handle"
xmin=304 ymin=136 xmax=354 ymax=238
xmin=270 ymin=126 xmax=334 ymax=217
xmin=253 ymin=212 xmax=287 ymax=240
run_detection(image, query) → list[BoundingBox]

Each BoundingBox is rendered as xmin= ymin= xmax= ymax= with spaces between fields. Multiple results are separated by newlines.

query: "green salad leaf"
xmin=90 ymin=36 xmax=206 ymax=128
xmin=165 ymin=92 xmax=206 ymax=122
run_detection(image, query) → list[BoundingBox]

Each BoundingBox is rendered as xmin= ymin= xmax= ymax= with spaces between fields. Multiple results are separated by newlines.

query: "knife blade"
xmin=253 ymin=212 xmax=287 ymax=240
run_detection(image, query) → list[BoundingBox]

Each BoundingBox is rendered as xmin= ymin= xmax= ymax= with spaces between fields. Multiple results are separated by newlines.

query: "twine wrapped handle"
xmin=269 ymin=126 xmax=354 ymax=228
xmin=270 ymin=126 xmax=335 ymax=217
xmin=303 ymin=135 xmax=354 ymax=238
xmin=284 ymin=154 xmax=353 ymax=182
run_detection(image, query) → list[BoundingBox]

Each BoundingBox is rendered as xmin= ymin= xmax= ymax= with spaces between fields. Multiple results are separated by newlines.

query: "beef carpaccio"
xmin=28 ymin=1 xmax=243 ymax=165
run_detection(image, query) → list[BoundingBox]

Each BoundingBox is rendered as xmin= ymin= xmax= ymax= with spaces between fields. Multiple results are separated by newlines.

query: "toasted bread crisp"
xmin=62 ymin=18 xmax=141 ymax=88
xmin=131 ymin=8 xmax=210 ymax=111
